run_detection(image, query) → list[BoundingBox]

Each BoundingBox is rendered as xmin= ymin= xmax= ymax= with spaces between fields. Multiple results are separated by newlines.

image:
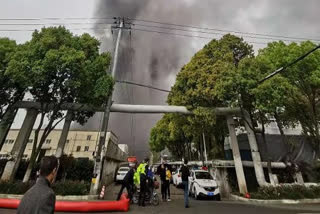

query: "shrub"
xmin=0 ymin=180 xmax=34 ymax=194
xmin=0 ymin=180 xmax=90 ymax=196
xmin=65 ymin=158 xmax=94 ymax=182
xmin=53 ymin=180 xmax=90 ymax=196
xmin=251 ymin=184 xmax=320 ymax=200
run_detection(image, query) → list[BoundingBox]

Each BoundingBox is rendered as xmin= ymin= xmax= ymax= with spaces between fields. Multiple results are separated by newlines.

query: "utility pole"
xmin=202 ymin=133 xmax=208 ymax=165
xmin=90 ymin=17 xmax=131 ymax=195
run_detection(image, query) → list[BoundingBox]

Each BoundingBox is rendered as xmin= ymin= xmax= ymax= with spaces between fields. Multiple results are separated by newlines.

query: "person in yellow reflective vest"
xmin=134 ymin=170 xmax=140 ymax=186
xmin=137 ymin=158 xmax=149 ymax=206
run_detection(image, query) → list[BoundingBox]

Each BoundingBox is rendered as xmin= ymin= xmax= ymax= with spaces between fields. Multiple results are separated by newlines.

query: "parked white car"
xmin=188 ymin=170 xmax=220 ymax=200
xmin=116 ymin=167 xmax=130 ymax=183
xmin=172 ymin=168 xmax=182 ymax=187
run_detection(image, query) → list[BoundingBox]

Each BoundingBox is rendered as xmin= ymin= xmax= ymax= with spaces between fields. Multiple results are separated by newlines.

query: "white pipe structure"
xmin=168 ymin=160 xmax=287 ymax=169
xmin=12 ymin=101 xmax=268 ymax=188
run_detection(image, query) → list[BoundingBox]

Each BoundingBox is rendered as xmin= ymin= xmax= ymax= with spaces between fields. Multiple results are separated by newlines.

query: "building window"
xmin=45 ymin=139 xmax=51 ymax=144
xmin=4 ymin=140 xmax=8 ymax=144
xmin=66 ymin=140 xmax=70 ymax=144
xmin=22 ymin=154 xmax=28 ymax=159
xmin=76 ymin=146 xmax=81 ymax=152
xmin=87 ymin=135 xmax=92 ymax=141
xmin=9 ymin=140 xmax=14 ymax=144
xmin=28 ymin=139 xmax=33 ymax=144
xmin=84 ymin=146 xmax=89 ymax=152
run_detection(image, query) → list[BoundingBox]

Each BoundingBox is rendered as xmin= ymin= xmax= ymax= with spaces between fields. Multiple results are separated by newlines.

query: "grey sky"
xmin=1 ymin=0 xmax=319 ymax=159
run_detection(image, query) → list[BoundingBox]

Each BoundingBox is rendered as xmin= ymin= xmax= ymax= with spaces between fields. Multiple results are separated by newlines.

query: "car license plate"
xmin=208 ymin=192 xmax=214 ymax=196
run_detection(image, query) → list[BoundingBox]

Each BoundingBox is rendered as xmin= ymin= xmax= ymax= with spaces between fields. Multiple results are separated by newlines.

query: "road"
xmin=1 ymin=183 xmax=320 ymax=214
xmin=0 ymin=199 xmax=320 ymax=214
xmin=1 ymin=198 xmax=320 ymax=214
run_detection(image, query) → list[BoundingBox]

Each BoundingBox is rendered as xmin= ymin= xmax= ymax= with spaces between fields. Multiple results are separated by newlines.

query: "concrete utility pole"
xmin=1 ymin=108 xmax=38 ymax=181
xmin=202 ymin=133 xmax=208 ymax=165
xmin=0 ymin=109 xmax=17 ymax=151
xmin=226 ymin=116 xmax=248 ymax=194
xmin=90 ymin=17 xmax=130 ymax=195
xmin=242 ymin=112 xmax=268 ymax=186
xmin=55 ymin=111 xmax=73 ymax=159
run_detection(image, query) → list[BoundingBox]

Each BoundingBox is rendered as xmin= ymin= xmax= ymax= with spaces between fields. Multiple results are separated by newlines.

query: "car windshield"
xmin=195 ymin=172 xmax=212 ymax=179
xmin=119 ymin=168 xmax=129 ymax=171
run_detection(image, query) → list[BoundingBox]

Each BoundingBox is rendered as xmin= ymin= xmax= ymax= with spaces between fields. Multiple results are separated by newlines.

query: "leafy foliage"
xmin=0 ymin=180 xmax=90 ymax=195
xmin=52 ymin=180 xmax=90 ymax=195
xmin=4 ymin=26 xmax=114 ymax=181
xmin=0 ymin=38 xmax=25 ymax=122
xmin=150 ymin=34 xmax=253 ymax=160
xmin=251 ymin=184 xmax=320 ymax=200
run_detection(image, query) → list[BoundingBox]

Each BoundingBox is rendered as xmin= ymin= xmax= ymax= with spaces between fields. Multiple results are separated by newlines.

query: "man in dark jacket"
xmin=180 ymin=159 xmax=190 ymax=208
xmin=116 ymin=165 xmax=135 ymax=201
xmin=17 ymin=155 xmax=58 ymax=214
xmin=158 ymin=163 xmax=167 ymax=201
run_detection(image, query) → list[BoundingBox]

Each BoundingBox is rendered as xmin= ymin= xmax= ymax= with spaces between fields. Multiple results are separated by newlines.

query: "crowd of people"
xmin=17 ymin=155 xmax=191 ymax=213
xmin=116 ymin=158 xmax=190 ymax=208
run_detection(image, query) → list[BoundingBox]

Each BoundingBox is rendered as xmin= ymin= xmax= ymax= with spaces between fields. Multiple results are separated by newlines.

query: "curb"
xmin=0 ymin=194 xmax=98 ymax=201
xmin=230 ymin=194 xmax=320 ymax=204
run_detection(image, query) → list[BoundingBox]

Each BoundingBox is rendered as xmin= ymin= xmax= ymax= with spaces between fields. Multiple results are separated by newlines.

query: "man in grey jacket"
xmin=17 ymin=155 xmax=58 ymax=214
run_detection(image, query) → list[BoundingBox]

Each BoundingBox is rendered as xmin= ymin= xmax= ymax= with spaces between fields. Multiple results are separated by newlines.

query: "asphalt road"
xmin=1 ymin=183 xmax=320 ymax=214
xmin=1 ymin=199 xmax=320 ymax=214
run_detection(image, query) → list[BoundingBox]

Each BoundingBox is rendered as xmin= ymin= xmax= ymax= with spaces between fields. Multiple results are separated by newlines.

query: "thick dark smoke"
xmin=72 ymin=0 xmax=320 ymax=160
xmin=86 ymin=0 xmax=210 ymax=160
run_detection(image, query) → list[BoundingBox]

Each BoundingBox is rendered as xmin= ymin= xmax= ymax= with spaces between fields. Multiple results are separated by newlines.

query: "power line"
xmin=133 ymin=23 xmax=320 ymax=43
xmin=0 ymin=27 xmax=111 ymax=32
xmin=131 ymin=28 xmax=268 ymax=45
xmin=0 ymin=22 xmax=114 ymax=26
xmin=116 ymin=80 xmax=171 ymax=93
xmin=1 ymin=16 xmax=319 ymax=42
xmin=132 ymin=18 xmax=320 ymax=42
xmin=0 ymin=23 xmax=270 ymax=43
xmin=0 ymin=17 xmax=114 ymax=21
xmin=1 ymin=21 xmax=318 ymax=43
xmin=259 ymin=44 xmax=320 ymax=84
xmin=1 ymin=16 xmax=319 ymax=43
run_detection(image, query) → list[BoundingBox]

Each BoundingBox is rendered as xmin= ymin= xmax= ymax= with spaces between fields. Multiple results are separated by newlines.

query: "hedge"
xmin=251 ymin=184 xmax=320 ymax=200
xmin=0 ymin=180 xmax=90 ymax=196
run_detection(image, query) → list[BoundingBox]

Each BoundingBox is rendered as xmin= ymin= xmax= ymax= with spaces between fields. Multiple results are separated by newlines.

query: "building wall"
xmin=0 ymin=129 xmax=119 ymax=160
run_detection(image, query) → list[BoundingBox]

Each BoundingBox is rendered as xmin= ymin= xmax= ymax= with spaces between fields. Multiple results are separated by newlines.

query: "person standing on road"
xmin=165 ymin=166 xmax=172 ymax=201
xmin=180 ymin=159 xmax=190 ymax=208
xmin=137 ymin=158 xmax=149 ymax=206
xmin=116 ymin=165 xmax=135 ymax=201
xmin=158 ymin=163 xmax=167 ymax=201
xmin=17 ymin=156 xmax=58 ymax=214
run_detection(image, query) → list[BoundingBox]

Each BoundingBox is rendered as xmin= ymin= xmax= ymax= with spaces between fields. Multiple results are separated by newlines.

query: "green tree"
xmin=255 ymin=41 xmax=320 ymax=156
xmin=150 ymin=34 xmax=253 ymax=160
xmin=149 ymin=114 xmax=190 ymax=160
xmin=0 ymin=38 xmax=25 ymax=122
xmin=6 ymin=27 xmax=114 ymax=182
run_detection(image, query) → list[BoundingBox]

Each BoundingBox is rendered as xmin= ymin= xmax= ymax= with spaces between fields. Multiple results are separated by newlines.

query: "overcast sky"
xmin=1 ymin=0 xmax=319 ymax=158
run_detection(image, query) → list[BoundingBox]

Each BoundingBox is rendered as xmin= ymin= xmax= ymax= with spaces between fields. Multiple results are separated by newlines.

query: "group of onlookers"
xmin=158 ymin=163 xmax=172 ymax=201
xmin=157 ymin=159 xmax=190 ymax=208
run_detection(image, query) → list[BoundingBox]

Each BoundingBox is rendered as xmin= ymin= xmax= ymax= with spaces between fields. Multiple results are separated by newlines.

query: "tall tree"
xmin=255 ymin=41 xmax=320 ymax=157
xmin=150 ymin=34 xmax=253 ymax=159
xmin=6 ymin=27 xmax=114 ymax=182
xmin=0 ymin=38 xmax=25 ymax=121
